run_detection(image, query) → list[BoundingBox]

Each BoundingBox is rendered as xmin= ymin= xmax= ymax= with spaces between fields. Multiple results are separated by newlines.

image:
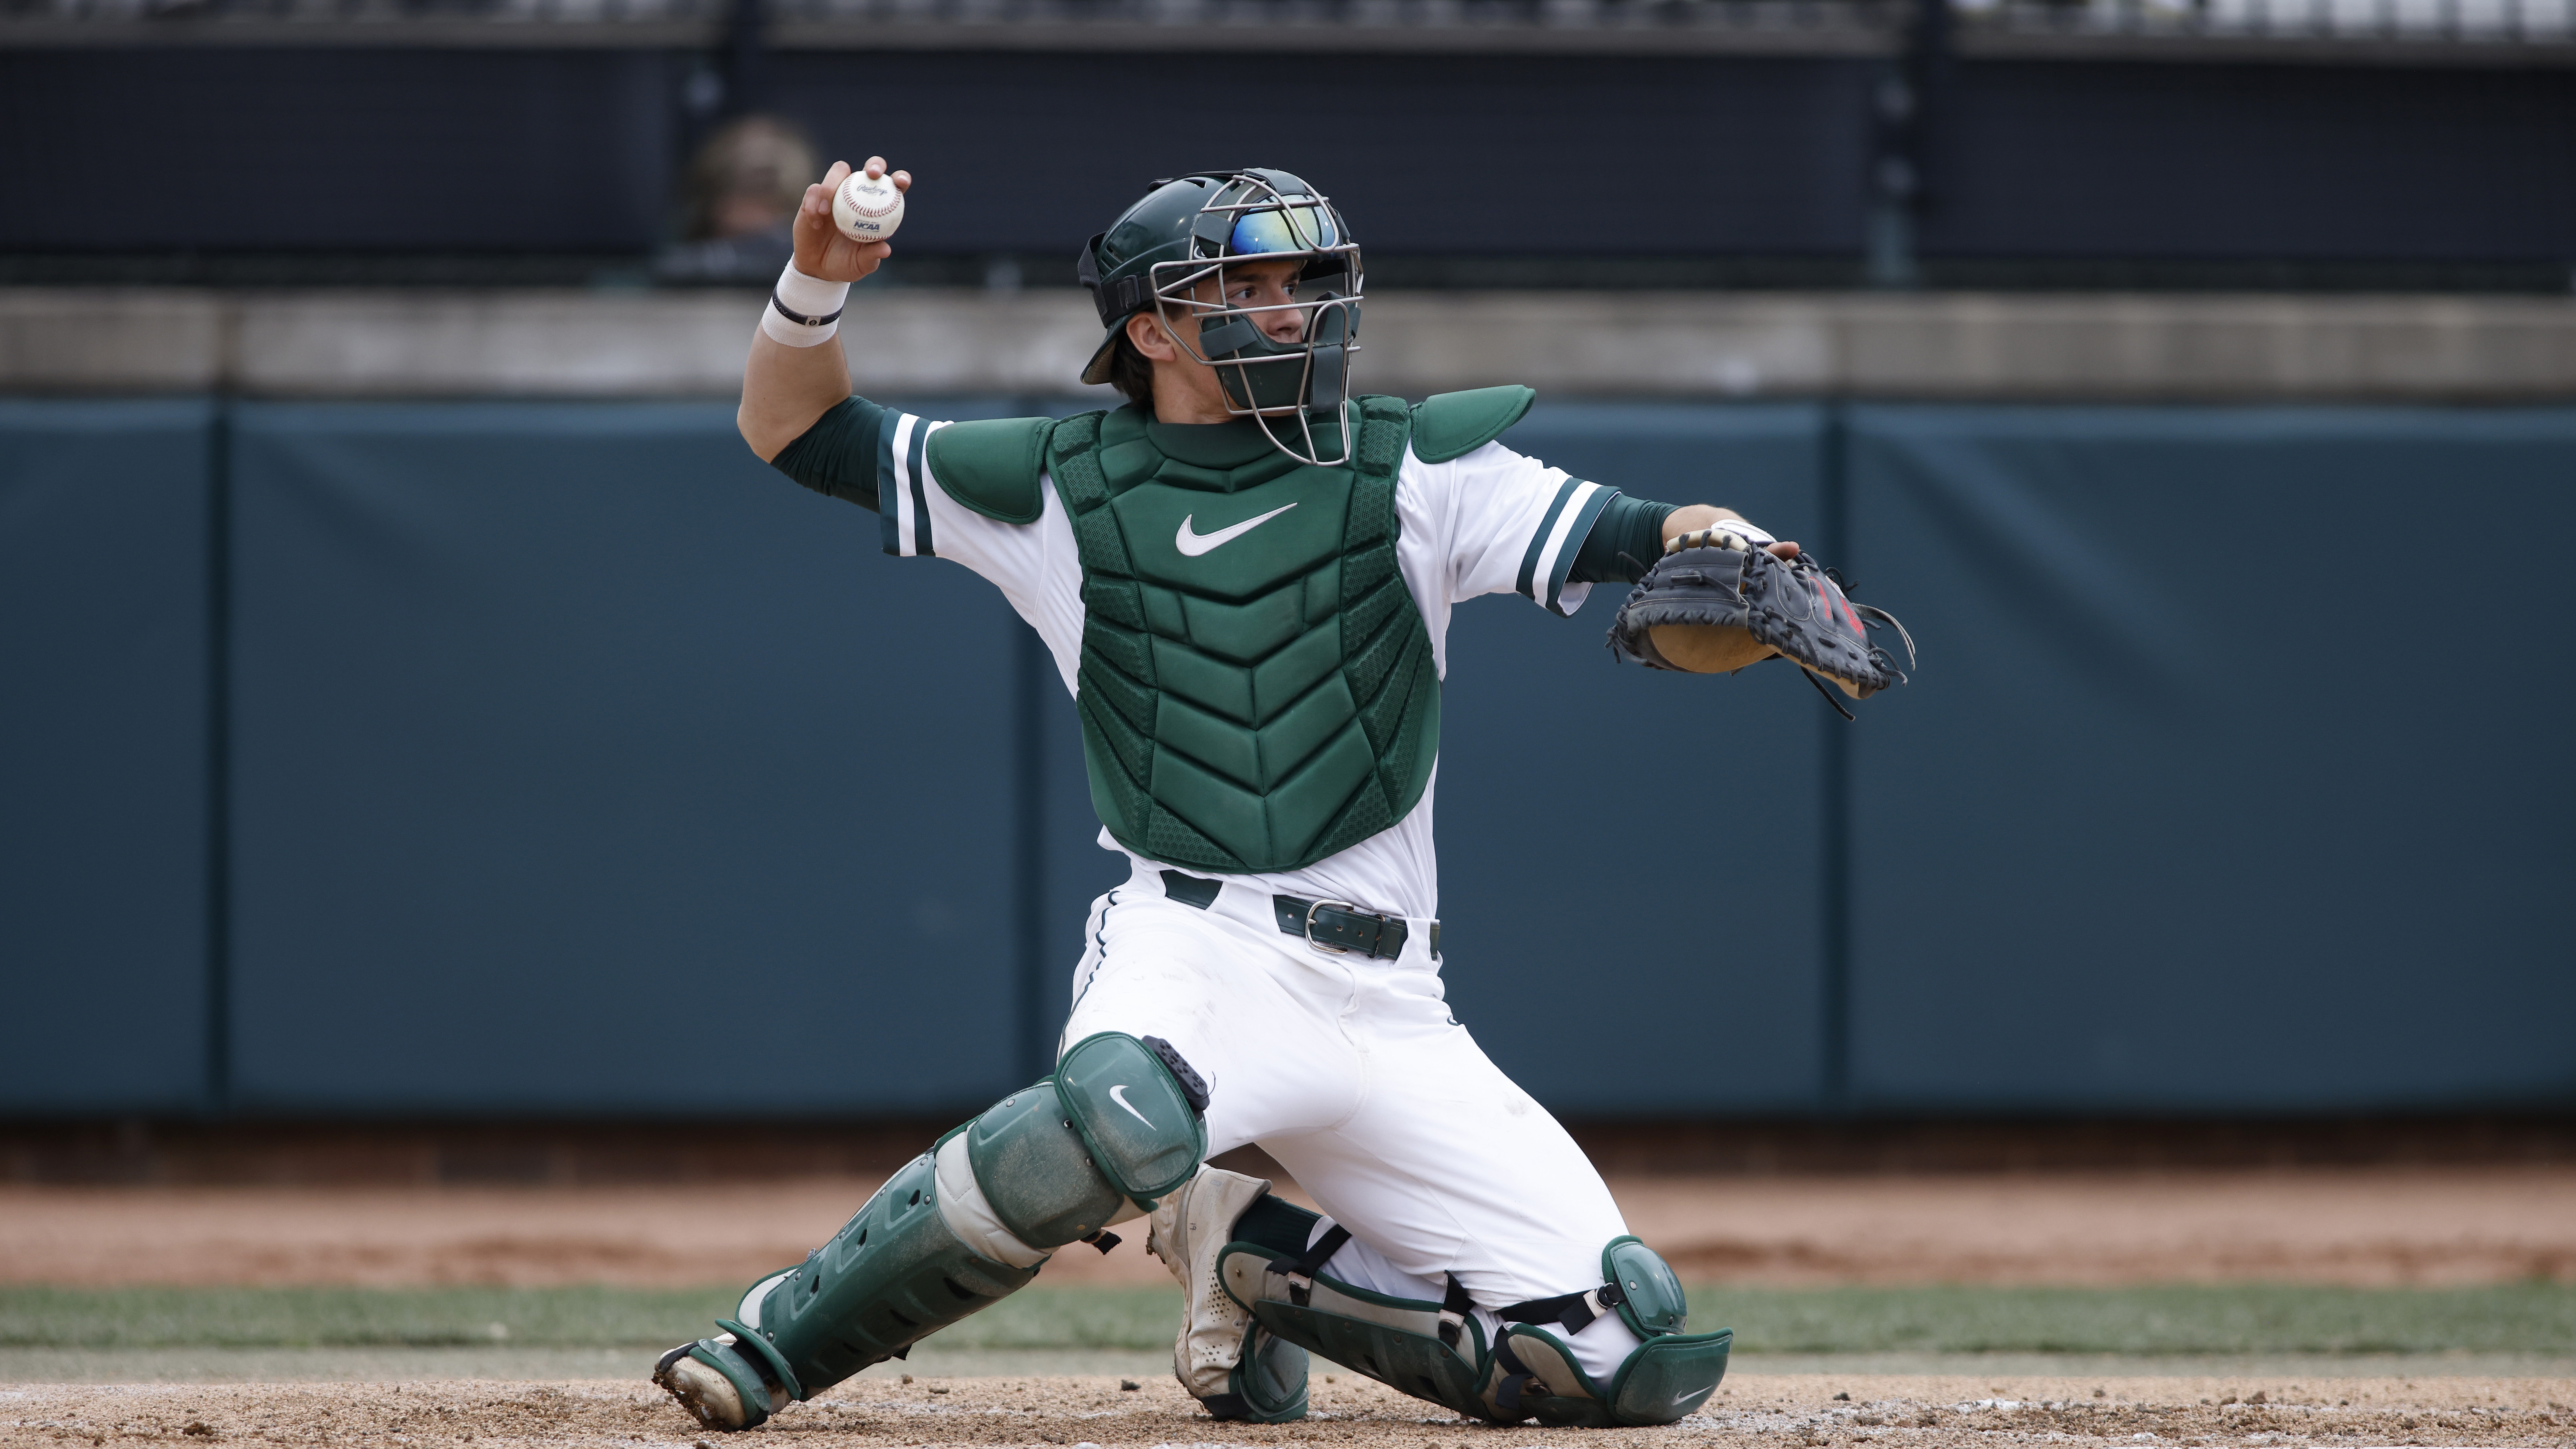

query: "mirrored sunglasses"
xmin=1228 ymin=202 xmax=1339 ymax=257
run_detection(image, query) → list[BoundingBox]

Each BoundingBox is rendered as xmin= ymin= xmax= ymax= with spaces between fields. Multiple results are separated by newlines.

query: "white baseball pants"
xmin=1059 ymin=862 xmax=1645 ymax=1381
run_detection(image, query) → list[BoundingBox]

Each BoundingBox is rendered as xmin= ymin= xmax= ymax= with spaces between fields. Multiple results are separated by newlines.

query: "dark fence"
xmin=8 ymin=0 xmax=2567 ymax=47
xmin=4 ymin=396 xmax=2572 ymax=1121
xmin=4 ymin=42 xmax=2572 ymax=287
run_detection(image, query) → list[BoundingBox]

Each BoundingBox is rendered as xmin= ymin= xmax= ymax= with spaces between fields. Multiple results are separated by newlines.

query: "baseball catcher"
xmin=650 ymin=159 xmax=1868 ymax=1434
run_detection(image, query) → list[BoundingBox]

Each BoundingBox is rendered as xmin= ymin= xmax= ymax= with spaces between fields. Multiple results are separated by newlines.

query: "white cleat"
xmin=1145 ymin=1164 xmax=1275 ymax=1400
xmin=654 ymin=1344 xmax=749 ymax=1431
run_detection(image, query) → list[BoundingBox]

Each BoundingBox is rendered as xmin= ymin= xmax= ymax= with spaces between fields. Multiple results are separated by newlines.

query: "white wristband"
xmin=760 ymin=263 xmax=850 ymax=348
xmin=1665 ymin=516 xmax=1778 ymax=554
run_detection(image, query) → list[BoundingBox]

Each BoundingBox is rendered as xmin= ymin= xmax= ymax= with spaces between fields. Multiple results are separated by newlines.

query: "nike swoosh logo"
xmin=1108 ymin=1084 xmax=1154 ymax=1127
xmin=1175 ymin=503 xmax=1297 ymax=558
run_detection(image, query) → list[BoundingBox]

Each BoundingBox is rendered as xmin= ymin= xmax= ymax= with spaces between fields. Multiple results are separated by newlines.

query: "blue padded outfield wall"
xmin=221 ymin=402 xmax=1033 ymax=1116
xmin=1839 ymin=406 xmax=2576 ymax=1113
xmin=0 ymin=400 xmax=217 ymax=1115
xmin=2 ymin=397 xmax=2570 ymax=1120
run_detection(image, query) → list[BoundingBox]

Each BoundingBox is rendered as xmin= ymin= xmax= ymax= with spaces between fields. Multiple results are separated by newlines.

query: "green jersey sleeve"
xmin=768 ymin=396 xmax=894 ymax=513
xmin=1569 ymin=492 xmax=1679 ymax=584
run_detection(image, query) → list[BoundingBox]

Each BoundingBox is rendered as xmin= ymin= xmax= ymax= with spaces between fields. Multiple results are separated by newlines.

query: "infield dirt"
xmin=7 ymin=1373 xmax=2573 ymax=1449
xmin=7 ymin=1169 xmax=2571 ymax=1444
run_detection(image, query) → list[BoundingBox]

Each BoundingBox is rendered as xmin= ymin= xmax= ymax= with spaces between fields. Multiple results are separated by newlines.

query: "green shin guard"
xmin=1498 ymin=1324 xmax=1732 ymax=1426
xmin=1491 ymin=1236 xmax=1732 ymax=1427
xmin=666 ymin=1033 xmax=1209 ymax=1428
xmin=1211 ymin=1231 xmax=1731 ymax=1430
xmin=673 ymin=1150 xmax=1038 ymax=1423
xmin=1215 ymin=1242 xmax=1519 ymax=1423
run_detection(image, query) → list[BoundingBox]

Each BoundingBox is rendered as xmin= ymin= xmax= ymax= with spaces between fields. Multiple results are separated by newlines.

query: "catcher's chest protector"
xmin=1049 ymin=399 xmax=1439 ymax=874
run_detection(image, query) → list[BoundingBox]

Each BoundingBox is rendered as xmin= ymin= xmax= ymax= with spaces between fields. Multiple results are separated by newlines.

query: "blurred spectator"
xmin=655 ymin=115 xmax=817 ymax=284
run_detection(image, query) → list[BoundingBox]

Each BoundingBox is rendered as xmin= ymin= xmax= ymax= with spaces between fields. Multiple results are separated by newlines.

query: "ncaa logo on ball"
xmin=833 ymin=173 xmax=905 ymax=243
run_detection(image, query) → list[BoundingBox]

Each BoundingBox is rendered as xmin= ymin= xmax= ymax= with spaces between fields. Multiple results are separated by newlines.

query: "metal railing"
xmin=1963 ymin=0 xmax=2574 ymax=49
xmin=7 ymin=0 xmax=1889 ymax=24
xmin=7 ymin=0 xmax=718 ymax=23
xmin=4 ymin=0 xmax=2567 ymax=49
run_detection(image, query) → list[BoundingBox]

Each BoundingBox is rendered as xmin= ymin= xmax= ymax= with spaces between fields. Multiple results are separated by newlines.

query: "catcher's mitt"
xmin=1606 ymin=527 xmax=1915 ymax=717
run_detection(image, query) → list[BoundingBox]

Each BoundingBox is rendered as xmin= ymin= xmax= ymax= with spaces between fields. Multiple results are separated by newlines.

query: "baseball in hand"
xmin=833 ymin=170 xmax=905 ymax=243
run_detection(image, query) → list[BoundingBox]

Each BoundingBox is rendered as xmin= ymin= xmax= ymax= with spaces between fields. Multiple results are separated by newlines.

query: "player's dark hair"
xmin=1106 ymin=327 xmax=1156 ymax=408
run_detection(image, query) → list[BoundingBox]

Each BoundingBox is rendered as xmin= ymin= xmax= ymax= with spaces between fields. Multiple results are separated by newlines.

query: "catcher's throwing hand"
xmin=794 ymin=157 xmax=911 ymax=284
xmin=1607 ymin=526 xmax=1916 ymax=718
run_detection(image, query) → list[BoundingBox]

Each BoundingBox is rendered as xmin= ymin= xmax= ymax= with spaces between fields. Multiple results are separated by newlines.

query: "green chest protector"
xmin=1056 ymin=395 xmax=1429 ymax=874
xmin=927 ymin=385 xmax=1533 ymax=875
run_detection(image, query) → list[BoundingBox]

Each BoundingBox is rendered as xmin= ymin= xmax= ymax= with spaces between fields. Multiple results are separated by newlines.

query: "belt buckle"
xmin=1303 ymin=898 xmax=1357 ymax=956
xmin=1304 ymin=898 xmax=1402 ymax=959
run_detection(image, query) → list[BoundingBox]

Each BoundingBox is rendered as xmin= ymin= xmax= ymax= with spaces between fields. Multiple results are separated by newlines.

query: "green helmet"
xmin=1076 ymin=168 xmax=1364 ymax=464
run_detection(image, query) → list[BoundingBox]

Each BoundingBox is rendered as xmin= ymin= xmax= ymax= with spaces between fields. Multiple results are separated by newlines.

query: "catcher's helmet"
xmin=1077 ymin=168 xmax=1363 ymax=465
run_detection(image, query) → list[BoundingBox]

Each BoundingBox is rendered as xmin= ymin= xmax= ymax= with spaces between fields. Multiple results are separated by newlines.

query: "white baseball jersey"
xmin=877 ymin=409 xmax=1615 ymax=922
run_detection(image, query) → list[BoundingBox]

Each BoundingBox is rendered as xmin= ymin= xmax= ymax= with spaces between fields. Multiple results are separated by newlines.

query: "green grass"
xmin=5 ymin=1283 xmax=2571 ymax=1356
xmin=0 ymin=1285 xmax=1182 ymax=1352
xmin=1705 ymin=1284 xmax=2576 ymax=1355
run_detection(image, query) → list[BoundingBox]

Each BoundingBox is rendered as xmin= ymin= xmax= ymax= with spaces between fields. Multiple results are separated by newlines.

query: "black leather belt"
xmin=1160 ymin=870 xmax=1437 ymax=962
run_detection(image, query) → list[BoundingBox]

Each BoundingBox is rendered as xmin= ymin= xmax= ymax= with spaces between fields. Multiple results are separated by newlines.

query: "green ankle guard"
xmin=1201 ymin=1323 xmax=1310 ymax=1423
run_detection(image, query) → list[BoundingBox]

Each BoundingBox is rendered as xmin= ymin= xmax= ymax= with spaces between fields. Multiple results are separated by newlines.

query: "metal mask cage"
xmin=1141 ymin=172 xmax=1365 ymax=466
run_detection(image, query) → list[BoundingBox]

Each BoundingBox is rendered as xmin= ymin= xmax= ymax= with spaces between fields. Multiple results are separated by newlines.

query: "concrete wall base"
xmin=9 ymin=287 xmax=2574 ymax=402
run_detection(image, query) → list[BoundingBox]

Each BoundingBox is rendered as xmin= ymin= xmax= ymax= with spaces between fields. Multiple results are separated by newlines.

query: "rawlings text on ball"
xmin=833 ymin=171 xmax=904 ymax=243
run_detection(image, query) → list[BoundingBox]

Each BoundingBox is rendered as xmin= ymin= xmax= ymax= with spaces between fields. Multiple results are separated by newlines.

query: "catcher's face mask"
xmin=1080 ymin=169 xmax=1364 ymax=466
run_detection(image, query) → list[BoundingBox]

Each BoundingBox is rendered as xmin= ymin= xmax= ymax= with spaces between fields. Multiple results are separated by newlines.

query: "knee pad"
xmin=964 ymin=1030 xmax=1208 ymax=1245
xmin=670 ymin=1033 xmax=1207 ymax=1428
xmin=1492 ymin=1236 xmax=1732 ymax=1427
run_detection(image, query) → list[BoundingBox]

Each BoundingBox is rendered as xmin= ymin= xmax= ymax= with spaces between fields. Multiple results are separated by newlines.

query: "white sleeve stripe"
xmin=1528 ymin=480 xmax=1600 ymax=614
xmin=888 ymin=412 xmax=919 ymax=558
xmin=1543 ymin=484 xmax=1618 ymax=617
xmin=915 ymin=419 xmax=951 ymax=559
